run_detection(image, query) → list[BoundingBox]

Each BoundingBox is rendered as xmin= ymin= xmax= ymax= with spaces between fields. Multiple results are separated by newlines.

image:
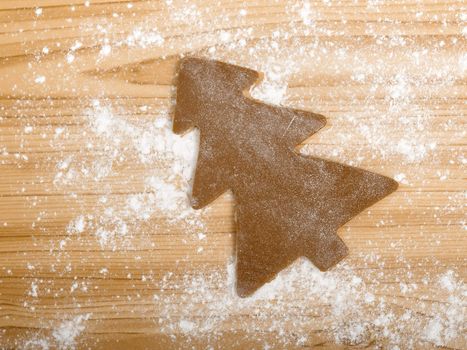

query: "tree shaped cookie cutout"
xmin=173 ymin=57 xmax=398 ymax=297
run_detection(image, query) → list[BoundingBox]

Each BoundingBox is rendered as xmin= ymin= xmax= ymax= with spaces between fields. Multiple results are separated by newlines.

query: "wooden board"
xmin=0 ymin=1 xmax=465 ymax=349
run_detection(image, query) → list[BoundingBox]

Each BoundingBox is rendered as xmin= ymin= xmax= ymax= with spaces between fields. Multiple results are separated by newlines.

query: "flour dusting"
xmin=52 ymin=314 xmax=91 ymax=350
xmin=2 ymin=0 xmax=466 ymax=349
xmin=54 ymin=100 xmax=204 ymax=250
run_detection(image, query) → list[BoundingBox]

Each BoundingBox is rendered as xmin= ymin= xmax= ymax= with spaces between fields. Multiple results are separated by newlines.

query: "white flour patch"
xmin=22 ymin=338 xmax=50 ymax=350
xmin=54 ymin=101 xmax=205 ymax=250
xmin=250 ymin=62 xmax=291 ymax=105
xmin=152 ymin=258 xmax=466 ymax=348
xmin=52 ymin=314 xmax=91 ymax=350
xmin=28 ymin=281 xmax=39 ymax=298
xmin=66 ymin=215 xmax=86 ymax=234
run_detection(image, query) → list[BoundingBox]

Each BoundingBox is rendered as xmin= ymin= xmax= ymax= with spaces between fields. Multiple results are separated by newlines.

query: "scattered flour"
xmin=52 ymin=314 xmax=91 ymax=350
xmin=153 ymin=258 xmax=466 ymax=348
xmin=28 ymin=281 xmax=38 ymax=298
xmin=6 ymin=1 xmax=466 ymax=349
xmin=66 ymin=215 xmax=85 ymax=234
xmin=22 ymin=338 xmax=50 ymax=350
xmin=56 ymin=101 xmax=205 ymax=250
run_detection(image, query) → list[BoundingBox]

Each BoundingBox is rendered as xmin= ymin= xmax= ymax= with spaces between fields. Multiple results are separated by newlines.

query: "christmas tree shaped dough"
xmin=173 ymin=57 xmax=398 ymax=297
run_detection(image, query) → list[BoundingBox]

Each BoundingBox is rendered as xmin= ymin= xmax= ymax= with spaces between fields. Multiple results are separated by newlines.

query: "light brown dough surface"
xmin=173 ymin=57 xmax=398 ymax=297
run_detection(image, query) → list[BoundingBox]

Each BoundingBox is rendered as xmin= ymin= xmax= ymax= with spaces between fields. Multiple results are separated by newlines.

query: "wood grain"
xmin=0 ymin=1 xmax=465 ymax=349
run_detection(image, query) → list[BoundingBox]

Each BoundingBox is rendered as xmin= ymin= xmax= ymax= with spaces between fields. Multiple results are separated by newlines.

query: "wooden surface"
xmin=0 ymin=1 xmax=466 ymax=349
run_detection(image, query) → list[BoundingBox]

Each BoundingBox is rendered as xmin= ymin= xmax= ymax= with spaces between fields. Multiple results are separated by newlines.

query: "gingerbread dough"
xmin=173 ymin=57 xmax=398 ymax=297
